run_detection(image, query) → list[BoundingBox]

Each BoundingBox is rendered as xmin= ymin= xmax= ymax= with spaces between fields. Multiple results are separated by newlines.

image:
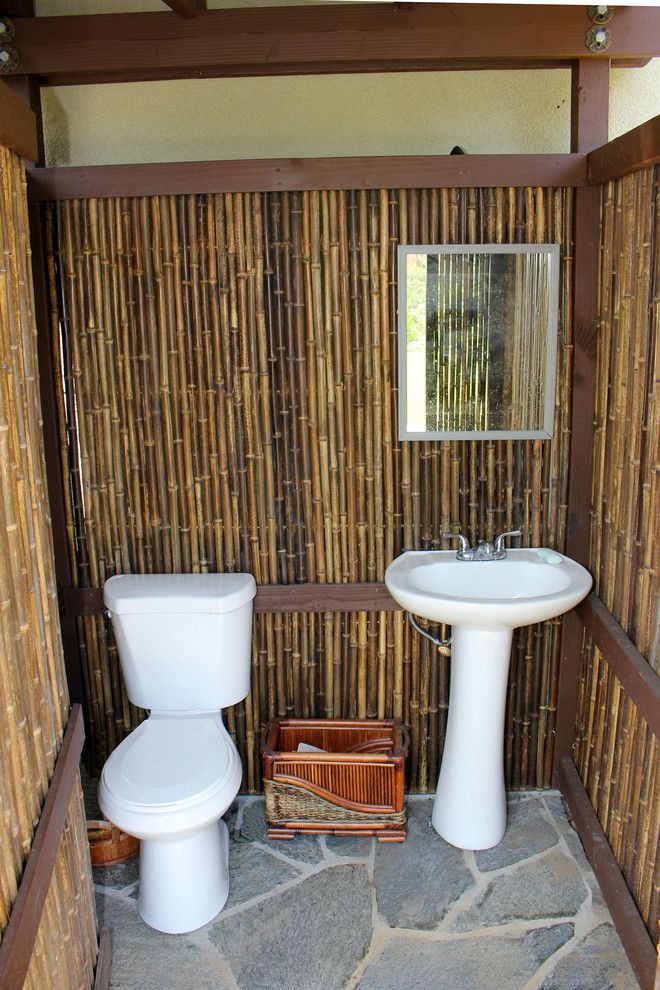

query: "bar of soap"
xmin=536 ymin=548 xmax=564 ymax=564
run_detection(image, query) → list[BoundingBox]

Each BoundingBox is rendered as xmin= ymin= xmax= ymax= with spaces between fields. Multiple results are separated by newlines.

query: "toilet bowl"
xmin=98 ymin=573 xmax=256 ymax=934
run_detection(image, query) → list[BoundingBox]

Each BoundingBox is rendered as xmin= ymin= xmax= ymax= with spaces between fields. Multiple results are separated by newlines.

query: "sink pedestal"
xmin=432 ymin=626 xmax=513 ymax=850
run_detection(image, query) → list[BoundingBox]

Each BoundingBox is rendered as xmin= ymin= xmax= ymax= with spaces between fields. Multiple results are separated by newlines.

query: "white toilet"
xmin=98 ymin=572 xmax=256 ymax=935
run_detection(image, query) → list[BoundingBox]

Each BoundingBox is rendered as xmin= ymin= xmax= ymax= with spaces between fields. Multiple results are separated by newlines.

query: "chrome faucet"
xmin=442 ymin=529 xmax=522 ymax=561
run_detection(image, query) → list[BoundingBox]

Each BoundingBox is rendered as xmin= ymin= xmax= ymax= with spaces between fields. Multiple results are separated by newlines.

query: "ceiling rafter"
xmin=8 ymin=4 xmax=658 ymax=86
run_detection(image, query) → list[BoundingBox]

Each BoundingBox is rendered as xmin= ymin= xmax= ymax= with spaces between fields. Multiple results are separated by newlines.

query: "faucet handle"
xmin=494 ymin=529 xmax=522 ymax=553
xmin=442 ymin=532 xmax=471 ymax=553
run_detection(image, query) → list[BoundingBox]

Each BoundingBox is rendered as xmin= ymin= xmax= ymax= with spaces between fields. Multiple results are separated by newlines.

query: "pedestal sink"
xmin=385 ymin=548 xmax=592 ymax=850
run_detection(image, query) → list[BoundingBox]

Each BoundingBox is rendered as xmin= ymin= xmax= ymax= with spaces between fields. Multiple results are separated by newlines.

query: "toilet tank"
xmin=104 ymin=574 xmax=256 ymax=712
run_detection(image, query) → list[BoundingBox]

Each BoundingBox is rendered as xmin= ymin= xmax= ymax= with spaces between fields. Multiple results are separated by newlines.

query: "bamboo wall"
xmin=0 ymin=147 xmax=97 ymax=986
xmin=575 ymin=165 xmax=660 ymax=939
xmin=46 ymin=185 xmax=574 ymax=790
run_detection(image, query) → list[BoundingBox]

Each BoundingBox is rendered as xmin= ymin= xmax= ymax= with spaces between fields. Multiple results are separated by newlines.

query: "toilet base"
xmin=137 ymin=819 xmax=230 ymax=934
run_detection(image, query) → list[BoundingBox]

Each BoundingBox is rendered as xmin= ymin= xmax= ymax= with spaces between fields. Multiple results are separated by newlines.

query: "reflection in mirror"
xmin=398 ymin=245 xmax=559 ymax=439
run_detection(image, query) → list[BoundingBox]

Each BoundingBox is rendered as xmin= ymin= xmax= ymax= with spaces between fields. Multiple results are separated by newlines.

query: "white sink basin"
xmin=385 ymin=546 xmax=592 ymax=851
xmin=385 ymin=549 xmax=592 ymax=630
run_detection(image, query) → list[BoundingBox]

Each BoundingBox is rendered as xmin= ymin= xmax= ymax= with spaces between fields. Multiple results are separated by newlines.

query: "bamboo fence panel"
xmin=590 ymin=166 xmax=659 ymax=670
xmin=0 ymin=146 xmax=97 ymax=986
xmin=46 ymin=185 xmax=574 ymax=790
xmin=575 ymin=165 xmax=660 ymax=940
xmin=576 ymin=637 xmax=659 ymax=940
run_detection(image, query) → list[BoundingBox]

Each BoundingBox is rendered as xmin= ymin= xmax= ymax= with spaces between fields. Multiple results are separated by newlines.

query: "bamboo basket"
xmin=262 ymin=718 xmax=409 ymax=841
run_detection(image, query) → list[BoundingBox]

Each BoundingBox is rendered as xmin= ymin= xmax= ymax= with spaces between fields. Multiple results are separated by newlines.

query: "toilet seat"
xmin=100 ymin=714 xmax=238 ymax=815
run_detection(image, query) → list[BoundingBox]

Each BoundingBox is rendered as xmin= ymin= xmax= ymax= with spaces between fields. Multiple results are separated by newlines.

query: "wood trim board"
xmin=26 ymin=154 xmax=588 ymax=201
xmin=62 ymin=582 xmax=400 ymax=616
xmin=553 ymin=58 xmax=609 ymax=785
xmin=588 ymin=115 xmax=660 ymax=184
xmin=93 ymin=929 xmax=111 ymax=990
xmin=0 ymin=706 xmax=85 ymax=990
xmin=575 ymin=593 xmax=660 ymax=738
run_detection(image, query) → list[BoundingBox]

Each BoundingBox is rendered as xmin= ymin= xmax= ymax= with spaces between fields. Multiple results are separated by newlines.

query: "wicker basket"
xmin=261 ymin=718 xmax=409 ymax=842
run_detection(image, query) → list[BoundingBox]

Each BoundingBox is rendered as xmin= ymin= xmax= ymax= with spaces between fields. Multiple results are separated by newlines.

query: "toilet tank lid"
xmin=104 ymin=573 xmax=257 ymax=615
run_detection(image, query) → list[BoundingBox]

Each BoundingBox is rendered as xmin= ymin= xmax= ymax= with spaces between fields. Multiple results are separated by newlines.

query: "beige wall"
xmin=36 ymin=0 xmax=660 ymax=167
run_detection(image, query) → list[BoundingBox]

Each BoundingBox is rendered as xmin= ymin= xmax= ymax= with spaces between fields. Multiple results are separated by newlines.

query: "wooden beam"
xmin=588 ymin=115 xmax=660 ymax=184
xmin=62 ymin=582 xmax=400 ymax=617
xmin=0 ymin=706 xmax=85 ymax=990
xmin=0 ymin=77 xmax=37 ymax=160
xmin=0 ymin=1 xmax=33 ymax=15
xmin=9 ymin=5 xmax=659 ymax=86
xmin=30 ymin=203 xmax=87 ymax=713
xmin=559 ymin=756 xmax=656 ymax=990
xmin=575 ymin=593 xmax=660 ymax=738
xmin=93 ymin=929 xmax=111 ymax=990
xmin=553 ymin=58 xmax=609 ymax=785
xmin=162 ymin=0 xmax=197 ymax=16
xmin=26 ymin=153 xmax=588 ymax=201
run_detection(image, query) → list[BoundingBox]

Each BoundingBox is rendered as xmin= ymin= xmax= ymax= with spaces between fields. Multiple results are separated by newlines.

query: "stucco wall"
xmin=35 ymin=0 xmax=660 ymax=167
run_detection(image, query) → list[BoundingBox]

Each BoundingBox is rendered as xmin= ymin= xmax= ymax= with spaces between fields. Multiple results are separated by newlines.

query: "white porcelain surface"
xmin=99 ymin=574 xmax=254 ymax=933
xmin=138 ymin=820 xmax=231 ymax=934
xmin=105 ymin=572 xmax=256 ymax=615
xmin=385 ymin=548 xmax=592 ymax=850
xmin=104 ymin=573 xmax=255 ymax=711
xmin=385 ymin=548 xmax=592 ymax=630
xmin=99 ymin=713 xmax=239 ymax=820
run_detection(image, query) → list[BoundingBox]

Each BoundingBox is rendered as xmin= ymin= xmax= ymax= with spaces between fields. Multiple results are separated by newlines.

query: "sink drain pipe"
xmin=408 ymin=612 xmax=452 ymax=656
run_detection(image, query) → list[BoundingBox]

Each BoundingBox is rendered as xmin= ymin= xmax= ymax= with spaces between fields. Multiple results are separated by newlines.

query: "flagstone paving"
xmin=93 ymin=791 xmax=638 ymax=990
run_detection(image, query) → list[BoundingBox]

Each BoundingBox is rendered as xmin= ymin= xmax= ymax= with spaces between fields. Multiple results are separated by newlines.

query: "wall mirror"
xmin=398 ymin=244 xmax=560 ymax=440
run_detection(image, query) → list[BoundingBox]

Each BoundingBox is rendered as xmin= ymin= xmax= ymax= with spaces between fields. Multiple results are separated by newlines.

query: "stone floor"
xmin=94 ymin=792 xmax=638 ymax=990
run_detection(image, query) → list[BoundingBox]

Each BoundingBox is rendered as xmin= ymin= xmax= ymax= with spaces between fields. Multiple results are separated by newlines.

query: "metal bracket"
xmin=588 ymin=5 xmax=614 ymax=25
xmin=0 ymin=43 xmax=19 ymax=72
xmin=586 ymin=25 xmax=611 ymax=52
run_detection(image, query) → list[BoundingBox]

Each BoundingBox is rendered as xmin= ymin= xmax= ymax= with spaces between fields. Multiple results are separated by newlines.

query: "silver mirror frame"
xmin=397 ymin=243 xmax=560 ymax=441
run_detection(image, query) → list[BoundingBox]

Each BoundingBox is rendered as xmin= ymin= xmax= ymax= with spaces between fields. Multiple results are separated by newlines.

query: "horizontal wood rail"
xmin=62 ymin=582 xmax=400 ymax=616
xmin=0 ymin=705 xmax=85 ymax=990
xmin=0 ymin=78 xmax=37 ymax=161
xmin=9 ymin=5 xmax=658 ymax=86
xmin=558 ymin=756 xmax=656 ymax=990
xmin=27 ymin=153 xmax=588 ymax=201
xmin=575 ymin=593 xmax=660 ymax=738
xmin=587 ymin=115 xmax=660 ymax=184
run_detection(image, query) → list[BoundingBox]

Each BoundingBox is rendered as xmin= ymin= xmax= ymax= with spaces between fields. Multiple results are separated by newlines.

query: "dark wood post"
xmin=552 ymin=58 xmax=610 ymax=784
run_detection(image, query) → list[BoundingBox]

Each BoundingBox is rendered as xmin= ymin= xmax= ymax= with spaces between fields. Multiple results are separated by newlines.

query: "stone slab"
xmin=357 ymin=923 xmax=574 ymax=990
xmin=238 ymin=799 xmax=324 ymax=864
xmin=210 ymin=865 xmax=372 ymax=990
xmin=474 ymin=798 xmax=558 ymax=872
xmin=539 ymin=923 xmax=638 ymax=990
xmin=225 ymin=841 xmax=300 ymax=911
xmin=324 ymin=835 xmax=375 ymax=859
xmin=450 ymin=846 xmax=587 ymax=931
xmin=374 ymin=799 xmax=473 ymax=930
xmin=93 ymin=855 xmax=139 ymax=892
xmin=95 ymin=892 xmax=234 ymax=990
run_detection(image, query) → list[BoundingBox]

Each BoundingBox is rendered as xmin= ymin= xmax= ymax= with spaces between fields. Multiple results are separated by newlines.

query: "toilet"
xmin=98 ymin=572 xmax=256 ymax=935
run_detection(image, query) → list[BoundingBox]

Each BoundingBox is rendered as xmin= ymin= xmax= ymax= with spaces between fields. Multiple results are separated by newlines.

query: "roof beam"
xmin=0 ymin=77 xmax=37 ymax=159
xmin=162 ymin=0 xmax=198 ymax=17
xmin=8 ymin=4 xmax=659 ymax=86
